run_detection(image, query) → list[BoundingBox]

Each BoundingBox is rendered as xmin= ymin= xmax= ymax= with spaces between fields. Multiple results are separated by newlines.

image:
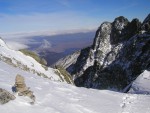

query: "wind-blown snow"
xmin=0 ymin=61 xmax=150 ymax=113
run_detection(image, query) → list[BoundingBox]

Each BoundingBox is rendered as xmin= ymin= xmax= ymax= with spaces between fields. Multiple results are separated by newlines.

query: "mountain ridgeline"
xmin=55 ymin=14 xmax=150 ymax=91
xmin=0 ymin=38 xmax=74 ymax=84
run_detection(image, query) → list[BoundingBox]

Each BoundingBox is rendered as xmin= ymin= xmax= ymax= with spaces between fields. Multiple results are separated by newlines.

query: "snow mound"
xmin=128 ymin=70 xmax=150 ymax=94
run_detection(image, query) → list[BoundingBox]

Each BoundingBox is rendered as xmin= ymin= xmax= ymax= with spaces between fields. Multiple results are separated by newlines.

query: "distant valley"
xmin=4 ymin=31 xmax=95 ymax=66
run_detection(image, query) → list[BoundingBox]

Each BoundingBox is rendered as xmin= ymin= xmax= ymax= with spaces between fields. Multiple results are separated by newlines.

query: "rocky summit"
xmin=55 ymin=14 xmax=150 ymax=91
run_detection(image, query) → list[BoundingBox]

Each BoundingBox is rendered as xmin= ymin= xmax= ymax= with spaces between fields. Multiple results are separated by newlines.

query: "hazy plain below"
xmin=3 ymin=30 xmax=95 ymax=66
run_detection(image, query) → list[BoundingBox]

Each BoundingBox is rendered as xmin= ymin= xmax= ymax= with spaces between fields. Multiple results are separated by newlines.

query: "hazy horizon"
xmin=0 ymin=0 xmax=149 ymax=34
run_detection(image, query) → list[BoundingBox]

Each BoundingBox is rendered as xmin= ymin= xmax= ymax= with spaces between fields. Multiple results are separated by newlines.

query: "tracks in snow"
xmin=120 ymin=94 xmax=138 ymax=113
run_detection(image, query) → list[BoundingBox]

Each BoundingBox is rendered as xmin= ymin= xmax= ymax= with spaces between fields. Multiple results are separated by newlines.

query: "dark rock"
xmin=111 ymin=16 xmax=129 ymax=44
xmin=71 ymin=47 xmax=92 ymax=77
xmin=0 ymin=88 xmax=16 ymax=104
xmin=143 ymin=14 xmax=150 ymax=24
xmin=142 ymin=14 xmax=150 ymax=32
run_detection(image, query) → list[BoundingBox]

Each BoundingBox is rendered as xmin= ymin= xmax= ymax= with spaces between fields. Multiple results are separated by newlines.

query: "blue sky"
xmin=0 ymin=0 xmax=149 ymax=34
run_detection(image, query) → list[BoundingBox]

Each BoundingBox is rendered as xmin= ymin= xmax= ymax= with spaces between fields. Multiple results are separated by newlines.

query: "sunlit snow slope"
xmin=0 ymin=38 xmax=70 ymax=82
xmin=0 ymin=61 xmax=150 ymax=113
xmin=129 ymin=70 xmax=150 ymax=94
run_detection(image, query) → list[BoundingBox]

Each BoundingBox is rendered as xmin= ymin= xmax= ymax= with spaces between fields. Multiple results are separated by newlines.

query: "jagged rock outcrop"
xmin=57 ymin=14 xmax=150 ymax=91
xmin=111 ymin=16 xmax=129 ymax=44
xmin=142 ymin=14 xmax=150 ymax=32
xmin=0 ymin=88 xmax=16 ymax=104
xmin=75 ymin=33 xmax=149 ymax=90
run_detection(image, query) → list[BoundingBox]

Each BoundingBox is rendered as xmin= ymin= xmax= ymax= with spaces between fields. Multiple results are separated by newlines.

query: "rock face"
xmin=0 ymin=88 xmax=16 ymax=104
xmin=142 ymin=14 xmax=150 ymax=32
xmin=58 ymin=14 xmax=150 ymax=91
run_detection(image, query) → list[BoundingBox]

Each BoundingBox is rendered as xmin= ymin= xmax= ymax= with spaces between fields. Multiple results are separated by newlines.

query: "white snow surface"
xmin=0 ymin=61 xmax=150 ymax=113
xmin=129 ymin=70 xmax=150 ymax=94
xmin=0 ymin=38 xmax=64 ymax=82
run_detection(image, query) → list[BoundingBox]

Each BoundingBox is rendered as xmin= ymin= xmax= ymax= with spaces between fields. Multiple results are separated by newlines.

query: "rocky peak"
xmin=113 ymin=16 xmax=129 ymax=31
xmin=56 ymin=14 xmax=150 ymax=91
xmin=92 ymin=22 xmax=112 ymax=50
xmin=142 ymin=14 xmax=150 ymax=32
xmin=143 ymin=14 xmax=150 ymax=24
xmin=100 ymin=22 xmax=112 ymax=36
xmin=111 ymin=16 xmax=129 ymax=44
xmin=126 ymin=18 xmax=141 ymax=36
xmin=71 ymin=16 xmax=135 ymax=78
xmin=93 ymin=16 xmax=129 ymax=50
xmin=129 ymin=18 xmax=141 ymax=30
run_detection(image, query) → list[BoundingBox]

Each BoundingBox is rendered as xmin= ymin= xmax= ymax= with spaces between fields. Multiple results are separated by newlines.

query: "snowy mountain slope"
xmin=128 ymin=70 xmax=150 ymax=94
xmin=0 ymin=61 xmax=150 ymax=113
xmin=54 ymin=50 xmax=80 ymax=72
xmin=0 ymin=38 xmax=72 ymax=83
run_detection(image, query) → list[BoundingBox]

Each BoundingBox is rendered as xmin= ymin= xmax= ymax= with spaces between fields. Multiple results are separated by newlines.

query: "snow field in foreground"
xmin=0 ymin=61 xmax=150 ymax=113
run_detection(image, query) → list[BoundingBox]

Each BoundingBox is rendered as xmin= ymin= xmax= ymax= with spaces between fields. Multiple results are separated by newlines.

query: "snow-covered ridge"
xmin=128 ymin=70 xmax=150 ymax=94
xmin=0 ymin=38 xmax=71 ymax=83
xmin=54 ymin=51 xmax=80 ymax=69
